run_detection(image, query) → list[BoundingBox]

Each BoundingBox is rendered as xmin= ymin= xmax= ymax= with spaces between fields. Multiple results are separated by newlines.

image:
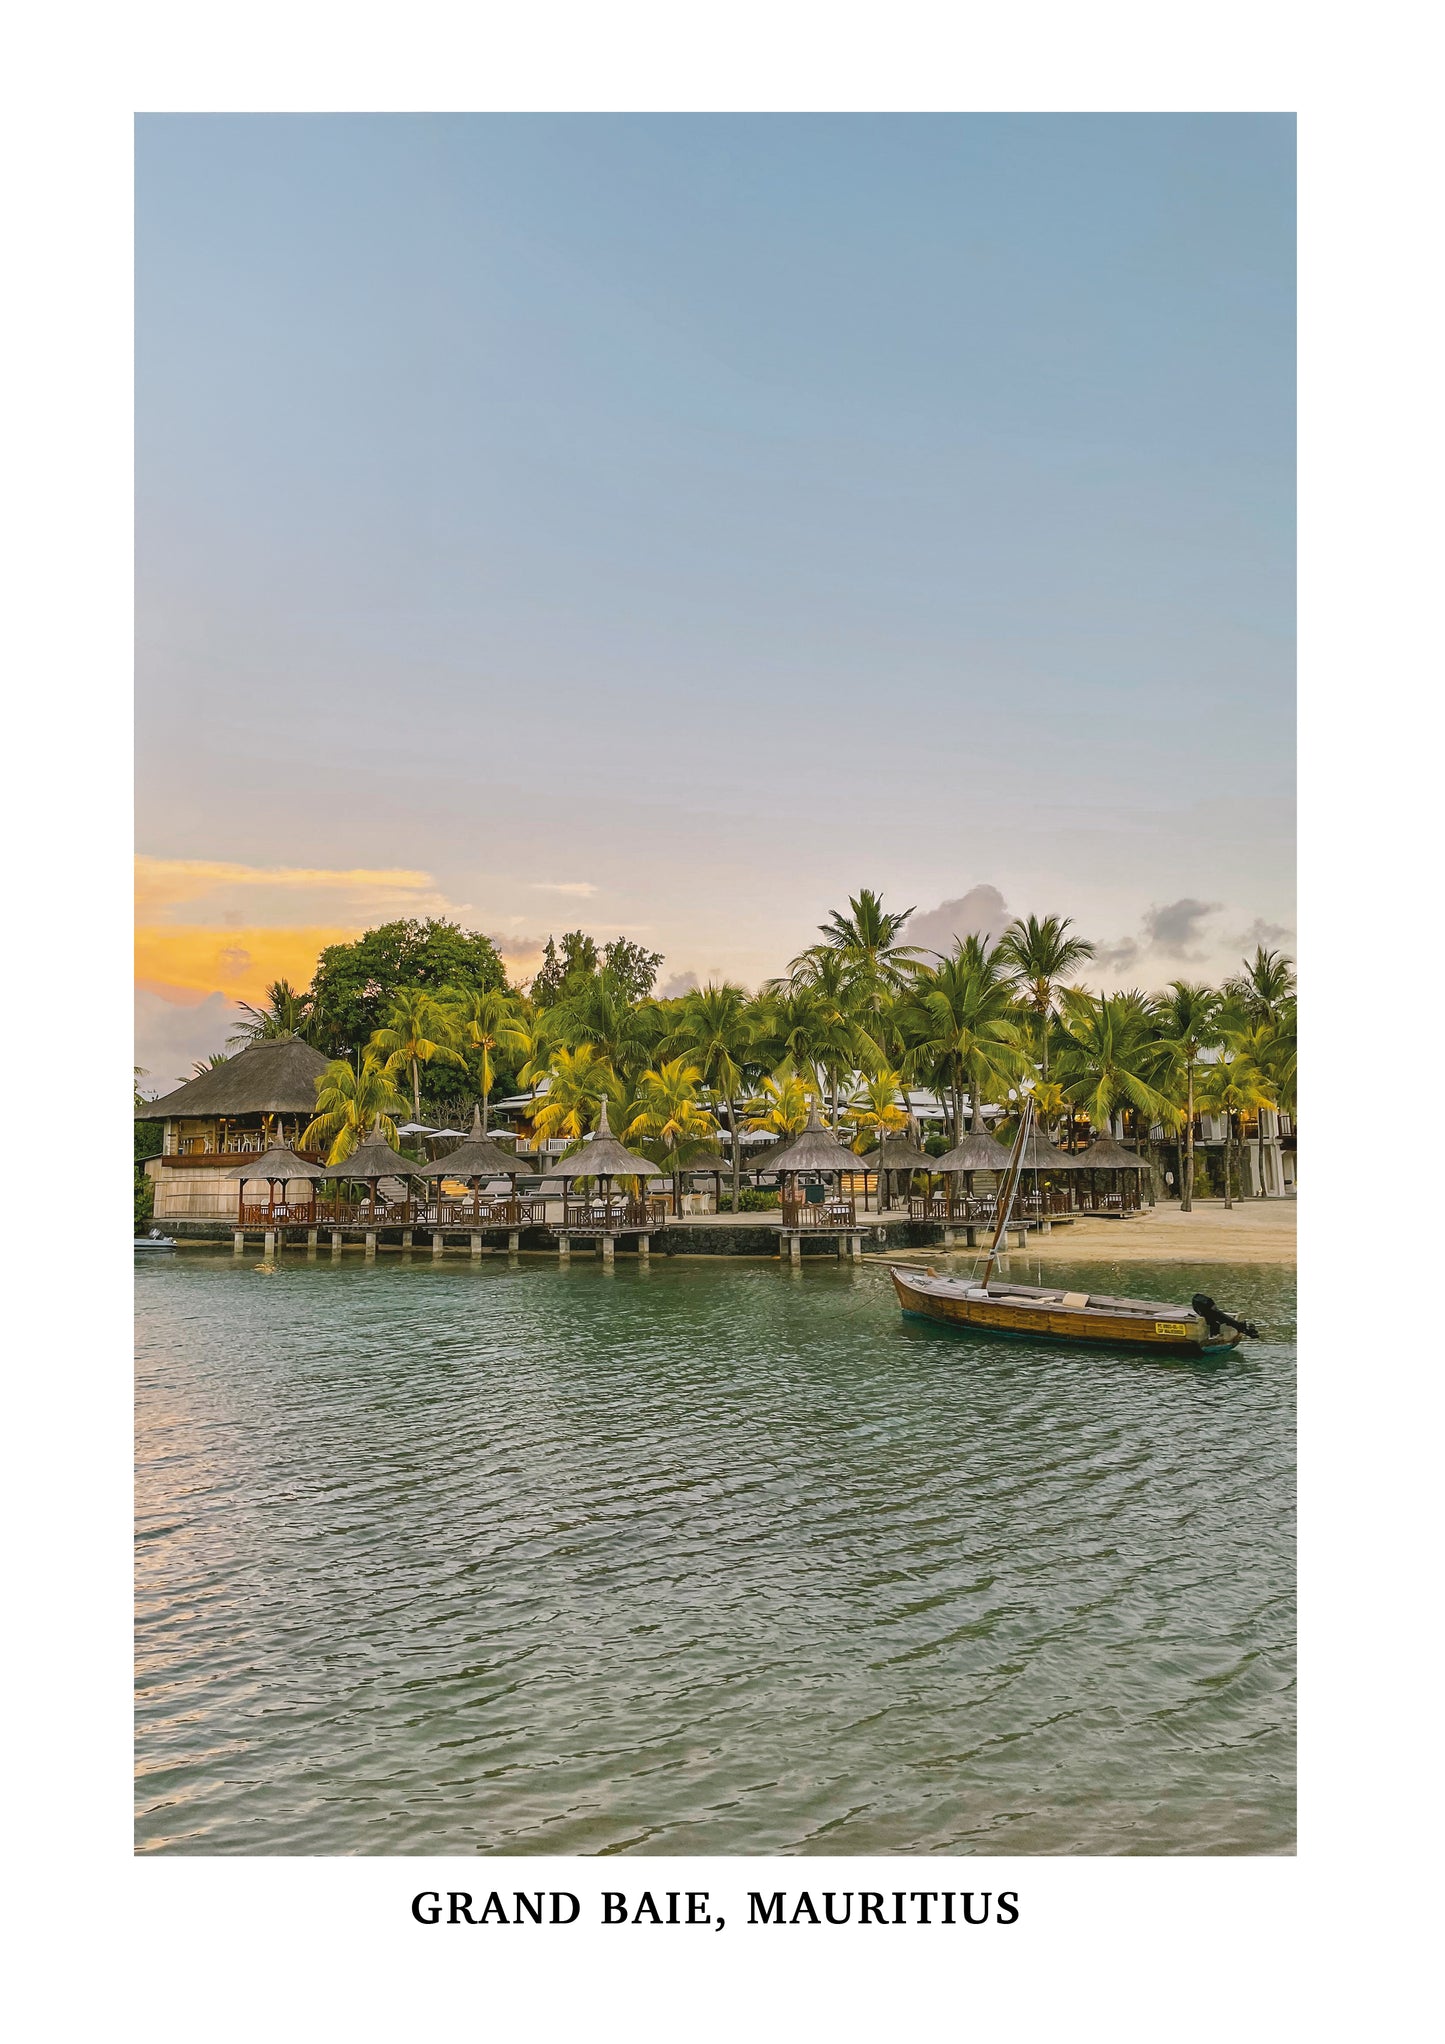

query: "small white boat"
xmin=134 ymin=1228 xmax=177 ymax=1250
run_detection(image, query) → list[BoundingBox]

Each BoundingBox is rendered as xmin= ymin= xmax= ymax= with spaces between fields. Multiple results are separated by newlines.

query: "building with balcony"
xmin=135 ymin=1034 xmax=333 ymax=1222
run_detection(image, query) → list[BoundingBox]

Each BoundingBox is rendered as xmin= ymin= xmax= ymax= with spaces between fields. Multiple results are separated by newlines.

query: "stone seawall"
xmin=155 ymin=1218 xmax=944 ymax=1257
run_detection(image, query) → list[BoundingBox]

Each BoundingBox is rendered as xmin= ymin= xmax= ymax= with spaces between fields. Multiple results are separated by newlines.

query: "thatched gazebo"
xmin=764 ymin=1105 xmax=865 ymax=1225
xmin=857 ymin=1127 xmax=936 ymax=1213
xmin=319 ymin=1120 xmax=422 ymax=1217
xmin=227 ymin=1144 xmax=321 ymax=1226
xmin=554 ymin=1098 xmax=666 ymax=1208
xmin=415 ymin=1106 xmax=522 ymax=1215
xmin=1079 ymin=1128 xmax=1150 ymax=1211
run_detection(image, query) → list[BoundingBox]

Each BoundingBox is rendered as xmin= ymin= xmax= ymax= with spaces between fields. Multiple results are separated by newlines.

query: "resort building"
xmin=136 ymin=1035 xmax=333 ymax=1222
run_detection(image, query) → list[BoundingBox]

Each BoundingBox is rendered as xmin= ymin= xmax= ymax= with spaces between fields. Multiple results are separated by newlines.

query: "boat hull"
xmin=890 ymin=1268 xmax=1240 ymax=1356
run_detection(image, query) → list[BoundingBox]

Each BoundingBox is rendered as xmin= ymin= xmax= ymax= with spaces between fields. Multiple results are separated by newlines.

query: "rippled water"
xmin=135 ymin=1249 xmax=1295 ymax=1855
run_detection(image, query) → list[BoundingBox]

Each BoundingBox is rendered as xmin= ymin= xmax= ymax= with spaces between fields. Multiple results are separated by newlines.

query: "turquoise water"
xmin=135 ymin=1249 xmax=1295 ymax=1855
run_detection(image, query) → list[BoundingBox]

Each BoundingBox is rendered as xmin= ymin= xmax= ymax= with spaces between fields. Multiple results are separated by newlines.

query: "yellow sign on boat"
xmin=1155 ymin=1321 xmax=1190 ymax=1336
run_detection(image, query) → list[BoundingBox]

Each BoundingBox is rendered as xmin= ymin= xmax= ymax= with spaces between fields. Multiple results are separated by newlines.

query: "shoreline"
xmin=973 ymin=1198 xmax=1296 ymax=1266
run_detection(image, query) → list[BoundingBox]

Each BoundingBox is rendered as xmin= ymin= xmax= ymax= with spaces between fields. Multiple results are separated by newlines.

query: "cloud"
xmin=1234 ymin=917 xmax=1294 ymax=951
xmin=135 ymin=856 xmax=441 ymax=920
xmin=1140 ymin=897 xmax=1220 ymax=958
xmin=530 ymin=881 xmax=598 ymax=898
xmin=904 ymin=885 xmax=1010 ymax=957
xmin=135 ymin=926 xmax=360 ymax=1001
xmin=1094 ymin=936 xmax=1142 ymax=974
xmin=657 ymin=971 xmax=700 ymax=999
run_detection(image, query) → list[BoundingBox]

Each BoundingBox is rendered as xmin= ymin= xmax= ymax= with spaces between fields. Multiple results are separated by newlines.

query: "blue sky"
xmin=136 ymin=114 xmax=1294 ymax=1076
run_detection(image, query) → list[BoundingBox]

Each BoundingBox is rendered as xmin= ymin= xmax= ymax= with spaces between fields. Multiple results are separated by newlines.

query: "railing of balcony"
xmin=781 ymin=1197 xmax=857 ymax=1230
xmin=561 ymin=1198 xmax=666 ymax=1230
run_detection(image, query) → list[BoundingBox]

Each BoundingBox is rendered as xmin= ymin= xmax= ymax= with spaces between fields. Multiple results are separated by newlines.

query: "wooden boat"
xmin=890 ymin=1266 xmax=1243 ymax=1355
xmin=889 ymin=1090 xmax=1257 ymax=1356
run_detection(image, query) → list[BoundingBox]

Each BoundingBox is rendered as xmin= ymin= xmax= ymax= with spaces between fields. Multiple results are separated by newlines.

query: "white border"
xmin=7 ymin=3 xmax=1439 ymax=2032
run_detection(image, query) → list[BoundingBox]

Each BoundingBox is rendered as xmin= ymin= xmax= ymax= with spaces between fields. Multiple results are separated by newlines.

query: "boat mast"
xmin=978 ymin=1091 xmax=1035 ymax=1287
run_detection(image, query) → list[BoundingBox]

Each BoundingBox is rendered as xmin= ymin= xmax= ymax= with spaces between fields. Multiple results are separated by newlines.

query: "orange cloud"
xmin=135 ymin=926 xmax=359 ymax=1003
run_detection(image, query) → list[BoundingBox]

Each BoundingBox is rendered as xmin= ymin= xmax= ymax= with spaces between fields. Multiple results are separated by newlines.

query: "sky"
xmin=136 ymin=113 xmax=1295 ymax=1084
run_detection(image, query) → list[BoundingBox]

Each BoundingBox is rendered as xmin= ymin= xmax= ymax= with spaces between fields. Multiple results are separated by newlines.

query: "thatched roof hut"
xmin=319 ymin=1121 xmax=420 ymax=1182
xmin=226 ymin=1145 xmax=321 ymax=1183
xmin=856 ymin=1130 xmax=935 ymax=1173
xmin=766 ymin=1105 xmax=865 ymax=1177
xmin=135 ymin=1035 xmax=331 ymax=1119
xmin=1080 ymin=1130 xmax=1149 ymax=1170
xmin=415 ymin=1107 xmax=520 ymax=1182
xmin=931 ymin=1122 xmax=1015 ymax=1175
xmin=1016 ymin=1125 xmax=1086 ymax=1171
xmin=552 ymin=1098 xmax=665 ymax=1181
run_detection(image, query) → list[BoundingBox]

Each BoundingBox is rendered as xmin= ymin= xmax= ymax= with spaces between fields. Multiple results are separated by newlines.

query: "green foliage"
xmin=532 ymin=931 xmax=665 ymax=1009
xmin=229 ymin=978 xmax=316 ymax=1048
xmin=721 ymin=1188 xmax=780 ymax=1212
xmin=134 ymin=1171 xmax=155 ymax=1227
xmin=309 ymin=920 xmax=506 ymax=1056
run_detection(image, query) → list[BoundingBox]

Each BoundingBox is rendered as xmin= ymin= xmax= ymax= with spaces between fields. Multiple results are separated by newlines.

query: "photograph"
xmin=133 ymin=111 xmax=1296 ymax=1859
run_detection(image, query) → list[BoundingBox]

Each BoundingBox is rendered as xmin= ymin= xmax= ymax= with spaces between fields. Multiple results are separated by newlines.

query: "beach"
xmin=997 ymin=1196 xmax=1296 ymax=1265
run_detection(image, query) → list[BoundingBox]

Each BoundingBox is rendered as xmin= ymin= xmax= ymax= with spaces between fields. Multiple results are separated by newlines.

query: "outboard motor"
xmin=1191 ymin=1292 xmax=1260 ymax=1340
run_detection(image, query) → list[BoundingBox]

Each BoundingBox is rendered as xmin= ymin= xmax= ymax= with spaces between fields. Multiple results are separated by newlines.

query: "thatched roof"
xmin=226 ymin=1145 xmax=322 ymax=1182
xmin=415 ymin=1107 xmax=521 ymax=1181
xmin=857 ymin=1130 xmax=935 ymax=1172
xmin=552 ymin=1098 xmax=665 ymax=1181
xmin=1016 ymin=1125 xmax=1086 ymax=1171
xmin=135 ymin=1035 xmax=332 ymax=1120
xmin=1080 ymin=1130 xmax=1149 ymax=1170
xmin=931 ymin=1122 xmax=1015 ymax=1174
xmin=319 ymin=1121 xmax=419 ymax=1181
xmin=766 ymin=1105 xmax=866 ymax=1176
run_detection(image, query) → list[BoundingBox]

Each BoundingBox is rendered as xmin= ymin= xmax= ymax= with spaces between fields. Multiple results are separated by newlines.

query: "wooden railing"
xmin=782 ymin=1198 xmax=857 ymax=1230
xmin=909 ymin=1194 xmax=997 ymax=1224
xmin=238 ymin=1200 xmax=318 ymax=1226
xmin=418 ymin=1198 xmax=546 ymax=1227
xmin=562 ymin=1199 xmax=665 ymax=1230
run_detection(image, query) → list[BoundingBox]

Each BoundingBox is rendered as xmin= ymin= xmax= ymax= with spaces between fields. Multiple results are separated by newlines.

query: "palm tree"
xmin=996 ymin=914 xmax=1095 ymax=1086
xmin=546 ymin=973 xmax=660 ymax=1080
xmin=795 ymin=888 xmax=922 ymax=1093
xmin=1055 ymin=991 xmax=1176 ymax=1153
xmin=659 ymin=982 xmax=760 ymax=1209
xmin=1154 ymin=981 xmax=1224 ymax=1211
xmin=229 ymin=978 xmax=314 ymax=1048
xmin=302 ymin=1056 xmax=406 ymax=1166
xmin=899 ymin=936 xmax=1024 ymax=1140
xmin=369 ymin=987 xmax=465 ymax=1123
xmin=530 ymin=1044 xmax=615 ymax=1147
xmin=1224 ymin=946 xmax=1296 ymax=1026
xmin=626 ymin=1058 xmax=719 ymax=1216
xmin=446 ymin=985 xmax=527 ymax=1133
xmin=755 ymin=980 xmax=870 ymax=1126
xmin=743 ymin=1074 xmax=813 ymax=1140
xmin=190 ymin=1052 xmax=229 ymax=1077
xmin=1198 ymin=1033 xmax=1276 ymax=1208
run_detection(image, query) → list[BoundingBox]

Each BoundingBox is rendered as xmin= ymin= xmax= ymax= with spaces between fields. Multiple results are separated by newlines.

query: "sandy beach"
xmin=987 ymin=1197 xmax=1296 ymax=1265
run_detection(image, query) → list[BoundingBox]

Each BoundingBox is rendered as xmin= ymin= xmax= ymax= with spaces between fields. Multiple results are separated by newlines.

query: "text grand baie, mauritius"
xmin=411 ymin=1890 xmax=1020 ymax=1927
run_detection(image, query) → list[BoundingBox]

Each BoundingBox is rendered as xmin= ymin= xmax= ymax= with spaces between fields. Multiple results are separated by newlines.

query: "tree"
xmin=545 ymin=972 xmax=661 ymax=1079
xmin=191 ymin=1052 xmax=229 ymax=1077
xmin=228 ymin=978 xmax=314 ymax=1048
xmin=1154 ymin=982 xmax=1223 ymax=1211
xmin=529 ymin=1044 xmax=615 ymax=1146
xmin=1198 ymin=1033 xmax=1276 ymax=1208
xmin=446 ymin=985 xmax=528 ymax=1133
xmin=659 ymin=982 xmax=761 ymax=1209
xmin=1055 ymin=991 xmax=1176 ymax=1148
xmin=899 ymin=936 xmax=1024 ymax=1140
xmin=626 ymin=1058 xmax=718 ymax=1215
xmin=308 ymin=920 xmax=507 ymax=1057
xmin=530 ymin=931 xmax=664 ymax=1009
xmin=368 ymin=987 xmax=466 ymax=1123
xmin=301 ymin=1057 xmax=406 ymax=1167
xmin=1224 ymin=946 xmax=1296 ymax=1026
xmin=755 ymin=980 xmax=870 ymax=1127
xmin=743 ymin=1074 xmax=812 ymax=1140
xmin=996 ymin=914 xmax=1095 ymax=1085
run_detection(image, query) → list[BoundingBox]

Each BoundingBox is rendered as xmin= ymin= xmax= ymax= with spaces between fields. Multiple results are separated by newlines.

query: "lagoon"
xmin=135 ymin=1250 xmax=1294 ymax=1855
